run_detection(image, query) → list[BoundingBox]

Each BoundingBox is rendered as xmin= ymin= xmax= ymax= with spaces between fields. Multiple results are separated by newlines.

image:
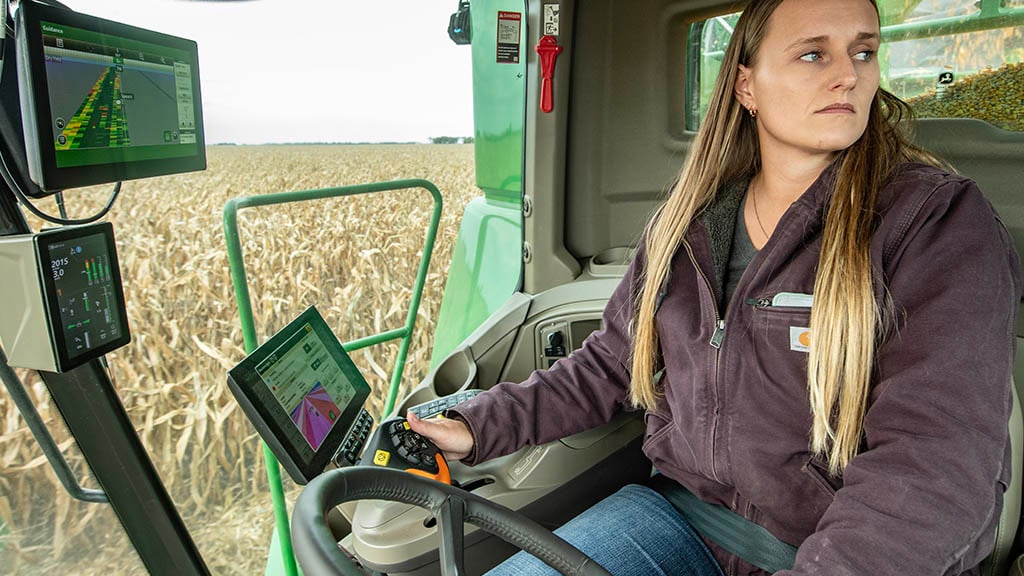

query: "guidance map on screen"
xmin=254 ymin=323 xmax=358 ymax=451
xmin=40 ymin=20 xmax=198 ymax=167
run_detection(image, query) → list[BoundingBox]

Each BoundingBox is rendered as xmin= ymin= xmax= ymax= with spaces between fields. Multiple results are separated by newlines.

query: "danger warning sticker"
xmin=497 ymin=11 xmax=521 ymax=64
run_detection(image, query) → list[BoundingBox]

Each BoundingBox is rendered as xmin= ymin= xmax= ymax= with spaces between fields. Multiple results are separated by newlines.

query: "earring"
xmin=749 ymin=107 xmax=757 ymax=118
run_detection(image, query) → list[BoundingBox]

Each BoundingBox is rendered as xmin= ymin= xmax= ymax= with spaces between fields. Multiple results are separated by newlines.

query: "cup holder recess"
xmin=432 ymin=346 xmax=478 ymax=397
xmin=588 ymin=246 xmax=636 ymax=277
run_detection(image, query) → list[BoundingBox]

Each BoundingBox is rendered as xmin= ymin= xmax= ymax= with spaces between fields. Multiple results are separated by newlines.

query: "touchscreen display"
xmin=41 ymin=19 xmax=199 ymax=168
xmin=47 ymin=230 xmax=125 ymax=361
xmin=226 ymin=306 xmax=370 ymax=483
xmin=16 ymin=1 xmax=205 ymax=192
xmin=253 ymin=323 xmax=358 ymax=454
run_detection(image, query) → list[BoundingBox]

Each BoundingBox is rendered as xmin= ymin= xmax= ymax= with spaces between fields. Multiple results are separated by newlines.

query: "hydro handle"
xmin=535 ymin=35 xmax=562 ymax=113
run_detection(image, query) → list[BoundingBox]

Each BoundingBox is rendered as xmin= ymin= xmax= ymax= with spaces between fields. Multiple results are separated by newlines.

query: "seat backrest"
xmin=980 ymin=378 xmax=1022 ymax=576
xmin=911 ymin=119 xmax=1024 ymax=576
xmin=1010 ymin=555 xmax=1024 ymax=576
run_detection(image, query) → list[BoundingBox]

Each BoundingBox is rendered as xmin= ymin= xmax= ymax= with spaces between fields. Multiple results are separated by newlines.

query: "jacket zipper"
xmin=682 ymin=239 xmax=725 ymax=484
xmin=683 ymin=241 xmax=725 ymax=346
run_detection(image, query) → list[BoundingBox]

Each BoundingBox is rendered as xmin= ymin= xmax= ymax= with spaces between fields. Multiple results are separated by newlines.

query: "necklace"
xmin=750 ymin=180 xmax=770 ymax=241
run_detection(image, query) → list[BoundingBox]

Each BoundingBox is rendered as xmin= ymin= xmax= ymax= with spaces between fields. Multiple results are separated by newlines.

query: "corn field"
xmin=0 ymin=144 xmax=479 ymax=575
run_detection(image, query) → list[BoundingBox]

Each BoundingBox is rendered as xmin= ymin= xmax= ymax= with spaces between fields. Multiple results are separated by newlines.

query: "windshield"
xmin=1 ymin=1 xmax=474 ymax=574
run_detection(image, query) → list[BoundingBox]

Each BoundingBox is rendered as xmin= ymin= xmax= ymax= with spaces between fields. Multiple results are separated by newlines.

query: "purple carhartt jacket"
xmin=449 ymin=163 xmax=1022 ymax=575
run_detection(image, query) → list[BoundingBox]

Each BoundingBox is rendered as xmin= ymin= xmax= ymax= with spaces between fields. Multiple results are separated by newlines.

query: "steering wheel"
xmin=291 ymin=466 xmax=612 ymax=576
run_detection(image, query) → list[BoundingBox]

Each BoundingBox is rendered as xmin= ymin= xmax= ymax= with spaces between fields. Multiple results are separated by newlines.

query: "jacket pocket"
xmin=643 ymin=406 xmax=674 ymax=446
xmin=750 ymin=293 xmax=814 ymax=356
xmin=770 ymin=291 xmax=813 ymax=308
xmin=747 ymin=291 xmax=814 ymax=313
xmin=642 ymin=398 xmax=680 ymax=468
xmin=801 ymin=455 xmax=843 ymax=497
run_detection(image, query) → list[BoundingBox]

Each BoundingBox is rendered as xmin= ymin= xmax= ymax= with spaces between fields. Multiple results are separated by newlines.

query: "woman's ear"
xmin=734 ymin=64 xmax=755 ymax=110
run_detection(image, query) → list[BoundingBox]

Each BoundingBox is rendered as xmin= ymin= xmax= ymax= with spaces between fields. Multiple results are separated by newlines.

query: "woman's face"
xmin=735 ymin=0 xmax=881 ymax=161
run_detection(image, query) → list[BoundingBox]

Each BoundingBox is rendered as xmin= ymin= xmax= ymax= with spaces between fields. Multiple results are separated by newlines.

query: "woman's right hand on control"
xmin=406 ymin=411 xmax=474 ymax=462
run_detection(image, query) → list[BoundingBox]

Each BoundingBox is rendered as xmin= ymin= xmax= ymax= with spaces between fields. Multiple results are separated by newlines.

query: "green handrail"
xmin=881 ymin=4 xmax=1024 ymax=43
xmin=223 ymin=179 xmax=443 ymax=576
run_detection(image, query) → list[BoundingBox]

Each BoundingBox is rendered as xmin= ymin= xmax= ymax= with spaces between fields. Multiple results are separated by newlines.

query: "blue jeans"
xmin=486 ymin=484 xmax=725 ymax=576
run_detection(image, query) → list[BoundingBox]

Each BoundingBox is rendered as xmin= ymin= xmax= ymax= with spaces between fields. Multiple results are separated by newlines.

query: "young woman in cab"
xmin=410 ymin=0 xmax=1022 ymax=574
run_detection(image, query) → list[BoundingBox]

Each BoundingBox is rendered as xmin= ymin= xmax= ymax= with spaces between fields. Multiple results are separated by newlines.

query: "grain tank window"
xmin=685 ymin=0 xmax=1024 ymax=132
xmin=885 ymin=0 xmax=1023 ymax=132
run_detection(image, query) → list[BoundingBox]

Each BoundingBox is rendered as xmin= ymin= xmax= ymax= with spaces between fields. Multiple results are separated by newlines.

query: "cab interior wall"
xmin=563 ymin=0 xmax=1024 ymax=267
xmin=565 ymin=0 xmax=737 ymax=259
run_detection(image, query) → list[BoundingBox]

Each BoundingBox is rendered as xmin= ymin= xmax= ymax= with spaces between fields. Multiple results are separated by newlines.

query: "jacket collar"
xmin=655 ymin=160 xmax=839 ymax=314
xmin=698 ymin=159 xmax=841 ymax=292
xmin=699 ymin=175 xmax=750 ymax=302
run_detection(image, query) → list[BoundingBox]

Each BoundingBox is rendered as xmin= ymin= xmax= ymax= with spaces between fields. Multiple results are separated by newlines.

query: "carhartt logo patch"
xmin=790 ymin=327 xmax=810 ymax=352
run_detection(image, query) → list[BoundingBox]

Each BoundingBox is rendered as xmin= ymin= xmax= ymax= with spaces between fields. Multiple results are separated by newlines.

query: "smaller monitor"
xmin=227 ymin=307 xmax=372 ymax=484
xmin=0 ymin=221 xmax=131 ymax=372
xmin=15 ymin=0 xmax=205 ymax=193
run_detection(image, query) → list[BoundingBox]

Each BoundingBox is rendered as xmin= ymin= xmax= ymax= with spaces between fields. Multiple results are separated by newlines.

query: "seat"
xmin=911 ymin=118 xmax=1024 ymax=576
xmin=979 ymin=378 xmax=1022 ymax=576
xmin=1011 ymin=554 xmax=1024 ymax=576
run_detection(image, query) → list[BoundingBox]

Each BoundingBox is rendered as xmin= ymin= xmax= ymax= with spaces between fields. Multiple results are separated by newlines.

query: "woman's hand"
xmin=406 ymin=411 xmax=474 ymax=462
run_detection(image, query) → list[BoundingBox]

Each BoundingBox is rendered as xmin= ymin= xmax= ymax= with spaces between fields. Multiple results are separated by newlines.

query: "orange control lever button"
xmin=406 ymin=453 xmax=451 ymax=485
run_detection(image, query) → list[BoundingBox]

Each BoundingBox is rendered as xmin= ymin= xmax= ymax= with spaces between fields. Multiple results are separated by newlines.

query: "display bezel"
xmin=34 ymin=221 xmax=131 ymax=372
xmin=16 ymin=0 xmax=205 ymax=193
xmin=227 ymin=306 xmax=372 ymax=484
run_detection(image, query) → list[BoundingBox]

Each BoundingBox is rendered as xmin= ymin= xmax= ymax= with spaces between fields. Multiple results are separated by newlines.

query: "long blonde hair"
xmin=630 ymin=0 xmax=939 ymax=475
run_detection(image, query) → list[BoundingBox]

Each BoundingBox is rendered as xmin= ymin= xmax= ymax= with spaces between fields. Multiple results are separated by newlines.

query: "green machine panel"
xmin=471 ymin=0 xmax=526 ymax=198
xmin=430 ymin=0 xmax=526 ymax=366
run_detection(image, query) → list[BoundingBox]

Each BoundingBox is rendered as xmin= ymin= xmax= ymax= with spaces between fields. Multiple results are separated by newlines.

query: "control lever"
xmin=536 ymin=35 xmax=563 ymax=113
xmin=359 ymin=417 xmax=451 ymax=484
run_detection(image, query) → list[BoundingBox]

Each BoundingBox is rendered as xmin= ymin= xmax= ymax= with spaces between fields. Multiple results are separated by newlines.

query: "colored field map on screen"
xmin=289 ymin=383 xmax=341 ymax=450
xmin=41 ymin=21 xmax=197 ymax=158
xmin=46 ymin=53 xmax=178 ymax=150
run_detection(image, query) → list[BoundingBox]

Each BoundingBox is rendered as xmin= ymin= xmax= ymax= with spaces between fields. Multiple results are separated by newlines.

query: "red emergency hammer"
xmin=536 ymin=35 xmax=563 ymax=113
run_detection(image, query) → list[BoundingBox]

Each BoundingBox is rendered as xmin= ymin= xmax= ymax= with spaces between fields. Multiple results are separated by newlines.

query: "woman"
xmin=410 ymin=0 xmax=1022 ymax=574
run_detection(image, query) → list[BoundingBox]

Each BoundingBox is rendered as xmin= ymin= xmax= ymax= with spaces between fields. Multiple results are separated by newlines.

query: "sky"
xmin=60 ymin=0 xmax=476 ymax=144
